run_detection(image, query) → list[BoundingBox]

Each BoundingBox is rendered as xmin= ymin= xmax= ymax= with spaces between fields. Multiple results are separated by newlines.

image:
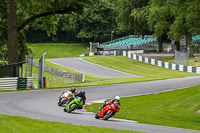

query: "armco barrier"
xmin=0 ymin=77 xmax=18 ymax=90
xmin=17 ymin=77 xmax=34 ymax=90
xmin=0 ymin=77 xmax=34 ymax=90
xmin=123 ymin=51 xmax=200 ymax=73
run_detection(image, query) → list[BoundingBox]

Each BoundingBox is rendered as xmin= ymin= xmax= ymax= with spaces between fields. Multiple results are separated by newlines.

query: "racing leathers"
xmin=99 ymin=99 xmax=120 ymax=111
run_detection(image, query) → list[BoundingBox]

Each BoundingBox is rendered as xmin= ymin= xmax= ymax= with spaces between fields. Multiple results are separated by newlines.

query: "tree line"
xmin=1 ymin=0 xmax=200 ymax=64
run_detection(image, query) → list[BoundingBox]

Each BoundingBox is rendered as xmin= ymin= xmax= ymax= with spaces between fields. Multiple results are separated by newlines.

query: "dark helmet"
xmin=79 ymin=90 xmax=85 ymax=97
xmin=81 ymin=90 xmax=85 ymax=94
xmin=71 ymin=87 xmax=76 ymax=93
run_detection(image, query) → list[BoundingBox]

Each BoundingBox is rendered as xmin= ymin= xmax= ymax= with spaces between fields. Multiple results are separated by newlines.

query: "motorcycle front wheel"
xmin=58 ymin=98 xmax=66 ymax=106
xmin=95 ymin=113 xmax=100 ymax=119
xmin=67 ymin=104 xmax=76 ymax=113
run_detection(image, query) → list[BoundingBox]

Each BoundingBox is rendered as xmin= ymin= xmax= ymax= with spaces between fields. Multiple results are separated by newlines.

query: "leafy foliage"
xmin=116 ymin=0 xmax=150 ymax=35
xmin=149 ymin=0 xmax=200 ymax=41
xmin=18 ymin=31 xmax=32 ymax=62
xmin=0 ymin=0 xmax=92 ymax=63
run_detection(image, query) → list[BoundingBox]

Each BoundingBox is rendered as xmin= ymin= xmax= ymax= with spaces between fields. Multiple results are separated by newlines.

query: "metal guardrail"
xmin=17 ymin=77 xmax=34 ymax=90
xmin=32 ymin=60 xmax=84 ymax=82
xmin=0 ymin=77 xmax=18 ymax=90
xmin=0 ymin=77 xmax=34 ymax=90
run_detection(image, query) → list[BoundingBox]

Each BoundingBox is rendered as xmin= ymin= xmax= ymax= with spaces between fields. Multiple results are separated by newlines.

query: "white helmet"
xmin=115 ymin=96 xmax=120 ymax=101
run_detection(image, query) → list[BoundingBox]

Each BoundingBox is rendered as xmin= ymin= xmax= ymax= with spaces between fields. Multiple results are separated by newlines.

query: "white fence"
xmin=0 ymin=77 xmax=18 ymax=90
xmin=0 ymin=77 xmax=34 ymax=90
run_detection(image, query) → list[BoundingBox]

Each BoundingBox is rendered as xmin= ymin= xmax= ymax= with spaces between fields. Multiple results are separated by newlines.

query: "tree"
xmin=76 ymin=0 xmax=117 ymax=42
xmin=0 ymin=0 xmax=91 ymax=64
xmin=116 ymin=0 xmax=150 ymax=35
xmin=148 ymin=0 xmax=200 ymax=51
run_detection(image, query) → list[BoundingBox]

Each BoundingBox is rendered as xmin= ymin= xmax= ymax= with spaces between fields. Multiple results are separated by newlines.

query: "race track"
xmin=1 ymin=76 xmax=200 ymax=133
xmin=47 ymin=58 xmax=138 ymax=78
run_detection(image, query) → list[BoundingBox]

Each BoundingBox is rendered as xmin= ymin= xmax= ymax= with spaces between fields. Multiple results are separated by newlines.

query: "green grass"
xmin=0 ymin=114 xmax=139 ymax=133
xmin=26 ymin=43 xmax=199 ymax=88
xmin=28 ymin=43 xmax=90 ymax=59
xmin=32 ymin=65 xmax=81 ymax=88
xmin=85 ymin=85 xmax=200 ymax=130
xmin=29 ymin=59 xmax=104 ymax=89
xmin=28 ymin=56 xmax=200 ymax=89
xmin=84 ymin=56 xmax=199 ymax=79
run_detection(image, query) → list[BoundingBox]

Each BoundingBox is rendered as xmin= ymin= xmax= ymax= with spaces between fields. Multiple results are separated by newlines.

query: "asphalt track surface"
xmin=1 ymin=77 xmax=200 ymax=133
xmin=47 ymin=58 xmax=138 ymax=78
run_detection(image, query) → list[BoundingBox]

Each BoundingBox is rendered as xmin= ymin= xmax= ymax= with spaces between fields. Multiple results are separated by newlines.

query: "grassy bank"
xmin=28 ymin=43 xmax=90 ymax=59
xmin=0 ymin=114 xmax=139 ymax=133
xmin=27 ymin=43 xmax=199 ymax=88
xmin=31 ymin=56 xmax=200 ymax=89
xmin=85 ymin=85 xmax=200 ymax=130
xmin=83 ymin=56 xmax=199 ymax=79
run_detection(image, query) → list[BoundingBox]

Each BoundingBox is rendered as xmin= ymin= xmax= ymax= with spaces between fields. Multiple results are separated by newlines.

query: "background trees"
xmin=1 ymin=0 xmax=200 ymax=64
xmin=148 ymin=0 xmax=200 ymax=50
xmin=1 ymin=0 xmax=91 ymax=64
xmin=25 ymin=0 xmax=117 ymax=43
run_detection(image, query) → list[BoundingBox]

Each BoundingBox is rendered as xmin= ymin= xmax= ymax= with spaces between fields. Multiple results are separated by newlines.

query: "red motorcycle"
xmin=95 ymin=102 xmax=120 ymax=120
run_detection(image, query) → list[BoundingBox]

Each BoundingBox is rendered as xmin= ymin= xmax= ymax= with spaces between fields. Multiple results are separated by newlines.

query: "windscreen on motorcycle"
xmin=63 ymin=91 xmax=70 ymax=97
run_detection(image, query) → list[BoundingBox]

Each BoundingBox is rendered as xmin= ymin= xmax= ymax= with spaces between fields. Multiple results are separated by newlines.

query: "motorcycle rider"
xmin=99 ymin=96 xmax=120 ymax=111
xmin=63 ymin=87 xmax=77 ymax=104
xmin=61 ymin=87 xmax=77 ymax=95
xmin=75 ymin=90 xmax=86 ymax=109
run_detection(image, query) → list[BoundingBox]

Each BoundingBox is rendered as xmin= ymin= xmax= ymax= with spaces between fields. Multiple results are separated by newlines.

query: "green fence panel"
xmin=131 ymin=54 xmax=133 ymax=58
xmin=168 ymin=63 xmax=172 ymax=69
xmin=136 ymin=55 xmax=139 ymax=60
xmin=176 ymin=65 xmax=179 ymax=70
xmin=142 ymin=57 xmax=145 ymax=62
xmin=155 ymin=60 xmax=158 ymax=66
xmin=85 ymin=53 xmax=89 ymax=56
xmin=116 ymin=51 xmax=122 ymax=56
xmin=17 ymin=78 xmax=27 ymax=90
xmin=148 ymin=58 xmax=151 ymax=64
xmin=183 ymin=66 xmax=187 ymax=72
xmin=192 ymin=67 xmax=196 ymax=73
xmin=161 ymin=62 xmax=165 ymax=68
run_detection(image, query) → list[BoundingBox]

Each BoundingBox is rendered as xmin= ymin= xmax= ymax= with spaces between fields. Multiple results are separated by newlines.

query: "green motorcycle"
xmin=64 ymin=97 xmax=83 ymax=113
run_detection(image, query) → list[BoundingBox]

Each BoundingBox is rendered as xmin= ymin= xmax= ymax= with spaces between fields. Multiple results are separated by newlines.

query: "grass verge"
xmin=0 ymin=114 xmax=139 ymax=133
xmin=28 ymin=43 xmax=90 ymax=59
xmin=29 ymin=56 xmax=200 ymax=89
xmin=84 ymin=56 xmax=199 ymax=79
xmin=85 ymin=85 xmax=200 ymax=130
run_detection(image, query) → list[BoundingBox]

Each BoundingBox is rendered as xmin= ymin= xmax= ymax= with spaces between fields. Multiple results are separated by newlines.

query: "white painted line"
xmin=91 ymin=99 xmax=107 ymax=103
xmin=112 ymin=118 xmax=138 ymax=123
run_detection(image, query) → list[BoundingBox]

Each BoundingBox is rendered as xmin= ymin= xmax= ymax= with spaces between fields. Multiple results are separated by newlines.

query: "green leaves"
xmin=149 ymin=0 xmax=200 ymax=41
